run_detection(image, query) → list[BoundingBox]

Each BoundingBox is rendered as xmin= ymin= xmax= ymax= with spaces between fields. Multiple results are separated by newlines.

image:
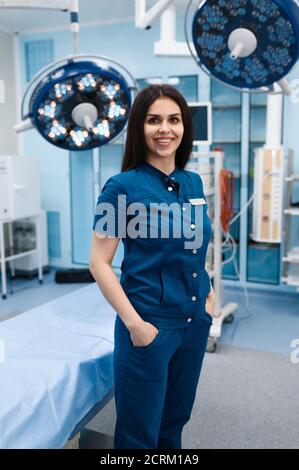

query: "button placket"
xmin=190 ymin=252 xmax=200 ymax=308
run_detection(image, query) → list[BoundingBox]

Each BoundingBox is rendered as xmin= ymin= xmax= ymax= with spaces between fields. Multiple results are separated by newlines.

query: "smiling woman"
xmin=90 ymin=84 xmax=215 ymax=449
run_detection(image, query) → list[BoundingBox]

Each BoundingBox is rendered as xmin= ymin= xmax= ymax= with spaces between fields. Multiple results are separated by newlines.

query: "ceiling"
xmin=0 ymin=0 xmax=187 ymax=34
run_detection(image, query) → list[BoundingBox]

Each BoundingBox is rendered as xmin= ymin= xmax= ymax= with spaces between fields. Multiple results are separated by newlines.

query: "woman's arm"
xmin=89 ymin=232 xmax=158 ymax=345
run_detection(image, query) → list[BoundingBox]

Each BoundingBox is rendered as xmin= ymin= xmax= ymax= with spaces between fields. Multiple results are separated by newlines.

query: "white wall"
xmin=0 ymin=31 xmax=18 ymax=155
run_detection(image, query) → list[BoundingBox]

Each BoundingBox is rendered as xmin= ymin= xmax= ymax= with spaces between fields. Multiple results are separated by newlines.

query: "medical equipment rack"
xmin=189 ymin=150 xmax=238 ymax=352
xmin=281 ymin=150 xmax=299 ymax=291
xmin=0 ymin=213 xmax=43 ymax=299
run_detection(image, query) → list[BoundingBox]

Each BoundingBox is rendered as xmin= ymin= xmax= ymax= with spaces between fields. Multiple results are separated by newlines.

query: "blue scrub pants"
xmin=113 ymin=305 xmax=212 ymax=449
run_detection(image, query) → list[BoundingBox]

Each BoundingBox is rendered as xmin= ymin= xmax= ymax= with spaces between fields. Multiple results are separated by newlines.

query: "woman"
xmin=89 ymin=84 xmax=215 ymax=449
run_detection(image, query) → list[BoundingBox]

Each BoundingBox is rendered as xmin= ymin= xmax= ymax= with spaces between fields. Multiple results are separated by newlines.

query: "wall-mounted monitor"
xmin=188 ymin=102 xmax=212 ymax=146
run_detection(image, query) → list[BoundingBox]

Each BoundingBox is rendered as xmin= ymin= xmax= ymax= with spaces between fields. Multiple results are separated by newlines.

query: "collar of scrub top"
xmin=141 ymin=161 xmax=180 ymax=191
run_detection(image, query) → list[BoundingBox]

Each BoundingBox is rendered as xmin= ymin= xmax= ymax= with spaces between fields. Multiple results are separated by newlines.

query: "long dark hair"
xmin=121 ymin=84 xmax=194 ymax=172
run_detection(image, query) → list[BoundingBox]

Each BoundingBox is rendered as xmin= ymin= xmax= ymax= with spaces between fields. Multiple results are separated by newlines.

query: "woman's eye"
xmin=148 ymin=118 xmax=159 ymax=124
xmin=147 ymin=117 xmax=180 ymax=125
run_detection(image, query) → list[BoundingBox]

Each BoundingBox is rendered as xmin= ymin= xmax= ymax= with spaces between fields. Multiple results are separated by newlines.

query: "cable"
xmin=221 ymin=231 xmax=237 ymax=265
xmin=229 ymin=170 xmax=274 ymax=226
xmin=217 ymin=168 xmax=275 ymax=342
xmin=220 ymin=231 xmax=252 ymax=342
xmin=220 ymin=169 xmax=234 ymax=233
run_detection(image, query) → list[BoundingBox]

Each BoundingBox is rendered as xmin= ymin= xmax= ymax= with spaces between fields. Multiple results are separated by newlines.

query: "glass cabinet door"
xmin=70 ymin=150 xmax=94 ymax=265
xmin=211 ymin=80 xmax=241 ymax=280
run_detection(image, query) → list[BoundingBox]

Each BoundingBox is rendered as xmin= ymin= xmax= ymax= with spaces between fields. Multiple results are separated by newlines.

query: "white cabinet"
xmin=0 ymin=155 xmax=41 ymax=220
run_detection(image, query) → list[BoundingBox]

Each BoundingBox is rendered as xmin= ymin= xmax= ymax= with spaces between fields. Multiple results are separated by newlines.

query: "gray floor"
xmin=87 ymin=344 xmax=299 ymax=449
xmin=1 ymin=268 xmax=299 ymax=449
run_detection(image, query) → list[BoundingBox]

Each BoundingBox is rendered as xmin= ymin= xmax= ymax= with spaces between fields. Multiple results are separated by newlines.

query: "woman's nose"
xmin=158 ymin=120 xmax=170 ymax=133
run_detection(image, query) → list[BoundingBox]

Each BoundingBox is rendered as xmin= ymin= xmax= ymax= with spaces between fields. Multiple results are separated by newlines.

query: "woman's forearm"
xmin=90 ymin=263 xmax=143 ymax=331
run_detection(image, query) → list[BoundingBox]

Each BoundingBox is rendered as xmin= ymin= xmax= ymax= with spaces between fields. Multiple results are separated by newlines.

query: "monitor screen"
xmin=188 ymin=102 xmax=212 ymax=145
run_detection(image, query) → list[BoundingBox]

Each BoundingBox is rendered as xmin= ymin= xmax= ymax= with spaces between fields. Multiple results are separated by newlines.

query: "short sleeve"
xmin=92 ymin=176 xmax=127 ymax=237
xmin=196 ymin=173 xmax=205 ymax=197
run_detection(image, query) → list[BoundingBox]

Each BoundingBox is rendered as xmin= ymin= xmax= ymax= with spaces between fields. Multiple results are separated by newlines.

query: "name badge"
xmin=189 ymin=198 xmax=206 ymax=205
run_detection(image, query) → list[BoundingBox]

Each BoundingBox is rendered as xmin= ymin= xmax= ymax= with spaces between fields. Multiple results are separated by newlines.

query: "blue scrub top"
xmin=93 ymin=161 xmax=212 ymax=328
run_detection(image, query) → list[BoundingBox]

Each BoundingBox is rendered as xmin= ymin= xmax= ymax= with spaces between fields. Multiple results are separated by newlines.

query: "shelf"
xmin=284 ymin=208 xmax=299 ymax=216
xmin=286 ymin=175 xmax=299 ymax=182
xmin=283 ymin=248 xmax=299 ymax=264
xmin=3 ymin=247 xmax=38 ymax=262
xmin=281 ymin=275 xmax=299 ymax=287
xmin=250 ymin=103 xmax=267 ymax=108
xmin=212 ymin=105 xmax=241 ymax=109
xmin=248 ymin=240 xmax=280 ymax=249
xmin=213 ymin=140 xmax=241 ymax=144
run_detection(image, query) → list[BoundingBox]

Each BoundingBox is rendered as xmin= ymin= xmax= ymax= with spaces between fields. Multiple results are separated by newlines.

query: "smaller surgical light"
xmin=16 ymin=55 xmax=136 ymax=150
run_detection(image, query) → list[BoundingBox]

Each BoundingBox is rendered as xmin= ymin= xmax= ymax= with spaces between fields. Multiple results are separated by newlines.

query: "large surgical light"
xmin=15 ymin=55 xmax=136 ymax=150
xmin=186 ymin=0 xmax=299 ymax=92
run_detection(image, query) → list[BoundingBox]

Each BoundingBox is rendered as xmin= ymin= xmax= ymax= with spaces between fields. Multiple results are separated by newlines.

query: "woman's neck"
xmin=146 ymin=155 xmax=175 ymax=176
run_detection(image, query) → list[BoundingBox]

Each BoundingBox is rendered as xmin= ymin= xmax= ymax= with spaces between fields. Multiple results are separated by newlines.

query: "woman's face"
xmin=144 ymin=97 xmax=184 ymax=162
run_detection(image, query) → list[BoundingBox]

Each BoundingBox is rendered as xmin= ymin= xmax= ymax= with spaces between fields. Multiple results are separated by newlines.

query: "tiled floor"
xmin=0 ymin=268 xmax=88 ymax=319
xmin=221 ymin=286 xmax=299 ymax=355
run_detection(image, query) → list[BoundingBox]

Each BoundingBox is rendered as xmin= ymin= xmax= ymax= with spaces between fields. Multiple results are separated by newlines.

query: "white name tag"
xmin=189 ymin=198 xmax=206 ymax=205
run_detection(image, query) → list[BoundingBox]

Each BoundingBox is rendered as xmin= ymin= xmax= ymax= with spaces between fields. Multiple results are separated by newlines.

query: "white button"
xmin=182 ymin=207 xmax=186 ymax=211
xmin=193 ymin=273 xmax=198 ymax=278
xmin=191 ymin=224 xmax=196 ymax=229
xmin=168 ymin=186 xmax=173 ymax=191
xmin=171 ymin=177 xmax=175 ymax=180
xmin=192 ymin=296 xmax=197 ymax=301
xmin=187 ymin=318 xmax=192 ymax=323
xmin=193 ymin=249 xmax=197 ymax=254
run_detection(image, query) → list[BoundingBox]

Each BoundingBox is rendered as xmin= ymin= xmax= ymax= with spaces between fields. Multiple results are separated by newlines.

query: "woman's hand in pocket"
xmin=129 ymin=320 xmax=159 ymax=347
xmin=205 ymin=285 xmax=215 ymax=317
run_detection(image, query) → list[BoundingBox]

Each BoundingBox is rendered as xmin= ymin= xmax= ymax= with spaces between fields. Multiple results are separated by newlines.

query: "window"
xmin=167 ymin=75 xmax=198 ymax=102
xmin=70 ymin=150 xmax=94 ymax=265
xmin=25 ymin=39 xmax=54 ymax=82
xmin=211 ymin=80 xmax=242 ymax=280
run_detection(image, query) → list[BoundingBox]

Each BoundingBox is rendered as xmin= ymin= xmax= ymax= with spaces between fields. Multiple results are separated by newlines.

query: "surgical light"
xmin=15 ymin=55 xmax=137 ymax=150
xmin=185 ymin=0 xmax=299 ymax=92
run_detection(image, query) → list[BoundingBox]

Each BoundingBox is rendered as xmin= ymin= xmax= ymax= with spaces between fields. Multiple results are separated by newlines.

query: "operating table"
xmin=0 ymin=283 xmax=115 ymax=448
